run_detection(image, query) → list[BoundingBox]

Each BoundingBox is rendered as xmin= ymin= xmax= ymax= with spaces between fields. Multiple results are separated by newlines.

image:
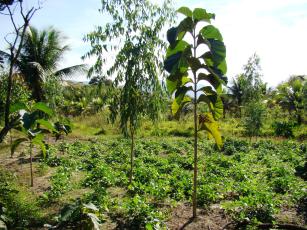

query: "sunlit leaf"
xmin=32 ymin=133 xmax=46 ymax=157
xmin=198 ymin=94 xmax=223 ymax=119
xmin=172 ymin=95 xmax=192 ymax=115
xmin=193 ymin=8 xmax=215 ymax=23
xmin=200 ymin=25 xmax=223 ymax=42
xmin=177 ymin=7 xmax=192 ymax=17
xmin=37 ymin=119 xmax=57 ymax=133
xmin=199 ymin=113 xmax=222 ymax=149
xmin=33 ymin=102 xmax=53 ymax=116
xmin=10 ymin=102 xmax=27 ymax=113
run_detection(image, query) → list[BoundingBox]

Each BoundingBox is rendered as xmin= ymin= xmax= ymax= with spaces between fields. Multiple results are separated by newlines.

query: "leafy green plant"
xmin=0 ymin=169 xmax=42 ymax=228
xmin=163 ymin=6 xmax=227 ymax=217
xmin=243 ymin=100 xmax=266 ymax=140
xmin=84 ymin=0 xmax=174 ymax=184
xmin=43 ymin=166 xmax=72 ymax=201
xmin=272 ymin=121 xmax=294 ymax=138
xmin=10 ymin=102 xmax=55 ymax=186
xmin=55 ymin=199 xmax=103 ymax=229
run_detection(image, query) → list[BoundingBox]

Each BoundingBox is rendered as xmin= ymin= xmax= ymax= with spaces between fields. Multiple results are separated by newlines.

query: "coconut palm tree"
xmin=276 ymin=75 xmax=306 ymax=124
xmin=228 ymin=75 xmax=245 ymax=117
xmin=1 ymin=26 xmax=87 ymax=103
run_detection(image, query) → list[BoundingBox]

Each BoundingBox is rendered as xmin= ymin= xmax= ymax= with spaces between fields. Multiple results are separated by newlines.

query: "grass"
xmin=0 ymin=114 xmax=306 ymax=229
xmin=0 ymin=134 xmax=306 ymax=229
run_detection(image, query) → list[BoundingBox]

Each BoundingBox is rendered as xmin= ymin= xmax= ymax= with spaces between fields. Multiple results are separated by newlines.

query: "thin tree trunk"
xmin=192 ymin=27 xmax=198 ymax=219
xmin=0 ymin=3 xmax=36 ymax=143
xmin=0 ymin=125 xmax=10 ymax=143
xmin=10 ymin=130 xmax=13 ymax=157
xmin=30 ymin=143 xmax=34 ymax=187
xmin=129 ymin=128 xmax=135 ymax=185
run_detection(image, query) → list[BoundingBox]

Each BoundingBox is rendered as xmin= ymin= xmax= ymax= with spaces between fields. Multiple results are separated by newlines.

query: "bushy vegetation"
xmin=1 ymin=138 xmax=306 ymax=228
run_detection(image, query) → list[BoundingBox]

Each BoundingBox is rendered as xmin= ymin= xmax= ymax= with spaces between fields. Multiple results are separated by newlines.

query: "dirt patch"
xmin=166 ymin=203 xmax=230 ymax=230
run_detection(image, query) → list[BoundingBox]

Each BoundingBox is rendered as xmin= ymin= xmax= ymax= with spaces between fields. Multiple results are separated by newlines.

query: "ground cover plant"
xmin=0 ymin=136 xmax=306 ymax=229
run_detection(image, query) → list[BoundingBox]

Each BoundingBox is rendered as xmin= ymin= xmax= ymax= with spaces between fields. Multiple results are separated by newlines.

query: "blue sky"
xmin=1 ymin=0 xmax=307 ymax=86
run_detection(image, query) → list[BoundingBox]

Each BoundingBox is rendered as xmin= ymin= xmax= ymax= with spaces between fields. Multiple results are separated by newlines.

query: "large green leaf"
xmin=200 ymin=25 xmax=223 ymax=42
xmin=10 ymin=102 xmax=27 ymax=113
xmin=172 ymin=95 xmax=192 ymax=115
xmin=208 ymin=94 xmax=223 ymax=119
xmin=188 ymin=57 xmax=203 ymax=72
xmin=177 ymin=17 xmax=194 ymax=40
xmin=33 ymin=102 xmax=53 ymax=116
xmin=164 ymin=42 xmax=191 ymax=74
xmin=202 ymin=52 xmax=227 ymax=82
xmin=193 ymin=8 xmax=215 ymax=23
xmin=199 ymin=113 xmax=222 ymax=149
xmin=166 ymin=76 xmax=192 ymax=95
xmin=197 ymin=86 xmax=216 ymax=95
xmin=205 ymin=39 xmax=226 ymax=64
xmin=32 ymin=133 xmax=46 ymax=157
xmin=22 ymin=112 xmax=37 ymax=130
xmin=198 ymin=94 xmax=223 ymax=119
xmin=11 ymin=138 xmax=28 ymax=156
xmin=198 ymin=73 xmax=222 ymax=93
xmin=171 ymin=86 xmax=193 ymax=115
xmin=37 ymin=119 xmax=57 ymax=133
xmin=177 ymin=7 xmax=192 ymax=17
xmin=166 ymin=40 xmax=190 ymax=58
xmin=167 ymin=27 xmax=178 ymax=45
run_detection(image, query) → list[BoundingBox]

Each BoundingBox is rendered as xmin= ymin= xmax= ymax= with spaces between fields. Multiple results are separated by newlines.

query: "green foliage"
xmin=84 ymin=0 xmax=174 ymax=136
xmin=228 ymin=54 xmax=266 ymax=118
xmin=164 ymin=6 xmax=227 ymax=145
xmin=34 ymin=137 xmax=306 ymax=228
xmin=164 ymin=6 xmax=227 ymax=217
xmin=0 ymin=169 xmax=42 ymax=228
xmin=11 ymin=102 xmax=55 ymax=157
xmin=0 ymin=72 xmax=30 ymax=122
xmin=9 ymin=26 xmax=86 ymax=103
xmin=60 ymin=83 xmax=111 ymax=117
xmin=43 ymin=166 xmax=72 ymax=201
xmin=272 ymin=121 xmax=295 ymax=138
xmin=243 ymin=101 xmax=266 ymax=138
xmin=275 ymin=75 xmax=306 ymax=124
xmin=56 ymin=199 xmax=102 ymax=229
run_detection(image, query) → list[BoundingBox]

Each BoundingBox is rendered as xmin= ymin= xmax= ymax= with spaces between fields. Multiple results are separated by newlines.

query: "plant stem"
xmin=129 ymin=127 xmax=135 ymax=185
xmin=192 ymin=26 xmax=198 ymax=219
xmin=30 ymin=143 xmax=34 ymax=187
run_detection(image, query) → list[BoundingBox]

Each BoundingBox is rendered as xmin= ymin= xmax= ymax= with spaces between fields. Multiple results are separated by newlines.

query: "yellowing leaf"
xmin=199 ymin=113 xmax=222 ymax=149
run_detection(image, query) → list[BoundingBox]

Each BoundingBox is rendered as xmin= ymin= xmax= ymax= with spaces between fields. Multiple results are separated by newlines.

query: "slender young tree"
xmin=164 ymin=7 xmax=227 ymax=218
xmin=10 ymin=102 xmax=56 ymax=187
xmin=84 ymin=0 xmax=174 ymax=184
xmin=0 ymin=0 xmax=40 ymax=142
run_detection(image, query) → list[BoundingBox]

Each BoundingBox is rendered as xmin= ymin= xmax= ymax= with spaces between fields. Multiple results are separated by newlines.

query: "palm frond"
xmin=54 ymin=64 xmax=88 ymax=79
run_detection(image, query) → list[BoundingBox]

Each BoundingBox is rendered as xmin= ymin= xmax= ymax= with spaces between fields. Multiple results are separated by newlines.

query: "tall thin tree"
xmin=164 ymin=7 xmax=227 ymax=218
xmin=84 ymin=0 xmax=174 ymax=184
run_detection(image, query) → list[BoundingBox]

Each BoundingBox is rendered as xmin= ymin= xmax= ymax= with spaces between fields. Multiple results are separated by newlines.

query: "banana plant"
xmin=10 ymin=102 xmax=56 ymax=187
xmin=164 ymin=7 xmax=227 ymax=218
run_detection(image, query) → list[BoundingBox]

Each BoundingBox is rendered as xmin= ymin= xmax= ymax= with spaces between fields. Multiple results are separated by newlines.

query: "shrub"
xmin=0 ymin=169 xmax=42 ymax=228
xmin=243 ymin=101 xmax=266 ymax=138
xmin=272 ymin=121 xmax=294 ymax=138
